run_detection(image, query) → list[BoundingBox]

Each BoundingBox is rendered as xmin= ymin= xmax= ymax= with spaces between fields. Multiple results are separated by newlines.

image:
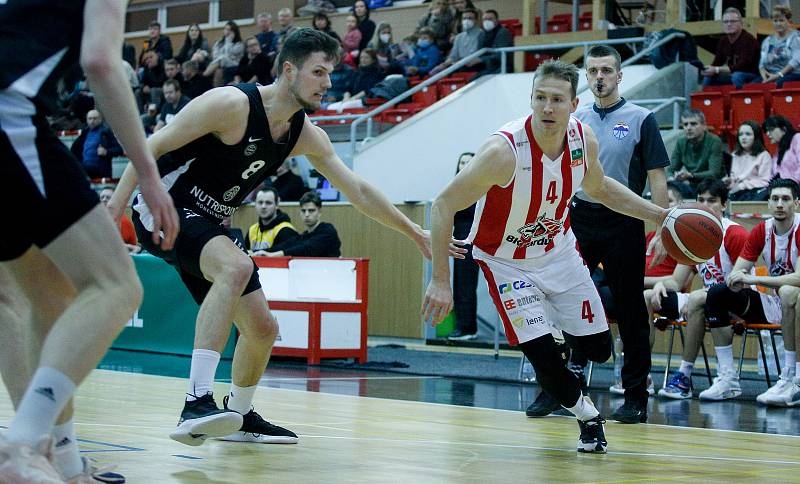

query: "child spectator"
xmin=404 ymin=28 xmax=441 ymax=76
xmin=372 ymin=23 xmax=405 ymax=74
xmin=343 ymin=49 xmax=385 ymax=102
xmin=764 ymin=115 xmax=800 ymax=184
xmin=342 ymin=15 xmax=363 ymax=68
xmin=727 ymin=121 xmax=772 ymax=201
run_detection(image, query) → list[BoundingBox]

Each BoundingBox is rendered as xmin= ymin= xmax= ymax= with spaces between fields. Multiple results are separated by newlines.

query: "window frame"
xmin=125 ymin=0 xmax=254 ymax=38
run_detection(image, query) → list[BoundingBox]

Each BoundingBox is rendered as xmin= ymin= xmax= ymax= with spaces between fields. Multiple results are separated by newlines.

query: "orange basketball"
xmin=660 ymin=203 xmax=724 ymax=265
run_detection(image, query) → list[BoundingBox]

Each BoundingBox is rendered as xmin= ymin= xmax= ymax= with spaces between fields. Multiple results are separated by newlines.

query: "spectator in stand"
xmin=764 ymin=115 xmax=800 ymax=184
xmin=353 ymin=0 xmax=376 ymax=52
xmin=181 ymin=60 xmax=212 ymax=99
xmin=312 ymin=12 xmax=341 ymax=44
xmin=255 ymin=13 xmax=279 ymax=62
xmin=404 ymin=27 xmax=442 ymax=76
xmin=325 ymin=60 xmax=355 ymax=105
xmin=342 ymin=15 xmax=364 ymax=68
xmin=268 ymin=159 xmax=307 ymax=202
xmin=122 ymin=59 xmax=139 ymax=92
xmin=474 ymin=9 xmax=514 ymax=77
xmin=450 ymin=0 xmax=477 ymax=38
xmin=448 ymin=153 xmax=479 ymax=340
xmin=98 ymin=187 xmax=140 ymax=254
xmin=372 ymin=23 xmax=406 ymax=75
xmin=276 ymin=8 xmax=298 ymax=47
xmin=153 ymin=79 xmax=190 ymax=132
xmin=140 ymin=103 xmax=159 ymax=136
xmin=267 ymin=191 xmax=342 ymax=257
xmin=429 ymin=8 xmax=483 ymax=76
xmin=70 ymin=109 xmax=123 ymax=180
xmin=138 ymin=21 xmax=173 ymax=66
xmin=122 ymin=41 xmax=136 ymax=69
xmin=204 ymin=21 xmax=244 ymax=86
xmin=702 ymin=7 xmax=760 ymax=89
xmin=757 ymin=5 xmax=800 ymax=88
xmin=164 ymin=59 xmax=184 ymax=88
xmin=668 ymin=109 xmax=724 ymax=198
xmin=137 ymin=49 xmax=166 ymax=111
xmin=245 ymin=188 xmax=299 ymax=255
xmin=727 ymin=121 xmax=772 ymax=201
xmin=343 ymin=49 xmax=385 ymax=102
xmin=175 ymin=24 xmax=210 ymax=70
xmin=234 ymin=37 xmax=273 ymax=85
xmin=416 ymin=0 xmax=454 ymax=52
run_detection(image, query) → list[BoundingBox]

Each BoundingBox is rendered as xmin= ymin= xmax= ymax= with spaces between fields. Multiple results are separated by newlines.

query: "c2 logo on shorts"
xmin=498 ymin=280 xmax=532 ymax=293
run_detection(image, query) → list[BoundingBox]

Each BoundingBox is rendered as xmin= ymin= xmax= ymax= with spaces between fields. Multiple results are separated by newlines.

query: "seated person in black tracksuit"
xmin=266 ymin=191 xmax=341 ymax=257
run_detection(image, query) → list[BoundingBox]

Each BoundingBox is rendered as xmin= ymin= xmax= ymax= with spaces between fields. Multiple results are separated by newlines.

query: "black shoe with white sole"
xmin=577 ymin=415 xmax=608 ymax=454
xmin=169 ymin=393 xmax=243 ymax=446
xmin=216 ymin=396 xmax=299 ymax=444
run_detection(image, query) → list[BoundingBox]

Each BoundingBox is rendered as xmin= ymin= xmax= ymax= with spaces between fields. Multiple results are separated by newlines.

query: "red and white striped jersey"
xmin=467 ymin=114 xmax=588 ymax=260
xmin=741 ymin=213 xmax=800 ymax=276
xmin=695 ymin=218 xmax=748 ymax=287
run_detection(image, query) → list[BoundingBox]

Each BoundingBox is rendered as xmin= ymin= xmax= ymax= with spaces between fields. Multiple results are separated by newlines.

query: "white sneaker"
xmin=608 ymin=375 xmax=655 ymax=396
xmin=699 ymin=372 xmax=742 ymax=401
xmin=756 ymin=369 xmax=796 ymax=406
xmin=787 ymin=378 xmax=800 ymax=407
xmin=0 ymin=434 xmax=63 ymax=484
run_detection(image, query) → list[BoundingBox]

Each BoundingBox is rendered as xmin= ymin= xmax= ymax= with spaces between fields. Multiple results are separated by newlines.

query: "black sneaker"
xmin=577 ymin=415 xmax=608 ymax=453
xmin=611 ymin=401 xmax=648 ymax=424
xmin=447 ymin=329 xmax=477 ymax=341
xmin=525 ymin=390 xmax=562 ymax=417
xmin=169 ymin=393 xmax=244 ymax=446
xmin=217 ymin=396 xmax=299 ymax=444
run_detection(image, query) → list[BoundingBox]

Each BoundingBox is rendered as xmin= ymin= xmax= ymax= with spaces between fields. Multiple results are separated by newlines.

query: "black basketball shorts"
xmin=132 ymin=206 xmax=261 ymax=305
xmin=0 ymin=91 xmax=98 ymax=261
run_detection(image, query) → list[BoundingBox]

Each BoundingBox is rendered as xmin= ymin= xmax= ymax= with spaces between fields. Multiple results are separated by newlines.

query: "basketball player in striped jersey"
xmin=0 ymin=1 xmax=179 ymax=482
xmin=644 ymin=179 xmax=749 ymax=400
xmin=423 ymin=60 xmax=669 ymax=453
xmin=705 ymin=178 xmax=800 ymax=407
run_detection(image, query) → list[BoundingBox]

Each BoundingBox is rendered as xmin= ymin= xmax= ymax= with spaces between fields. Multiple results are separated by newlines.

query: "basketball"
xmin=660 ymin=203 xmax=724 ymax=265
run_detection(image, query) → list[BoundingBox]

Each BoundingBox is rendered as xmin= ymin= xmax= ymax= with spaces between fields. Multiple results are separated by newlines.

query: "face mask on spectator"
xmin=380 ymin=33 xmax=391 ymax=43
xmin=483 ymin=20 xmax=496 ymax=31
xmin=417 ymin=39 xmax=431 ymax=48
xmin=462 ymin=19 xmax=475 ymax=30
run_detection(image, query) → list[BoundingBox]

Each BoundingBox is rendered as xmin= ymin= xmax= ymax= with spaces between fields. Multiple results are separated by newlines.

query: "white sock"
xmin=795 ymin=361 xmax=800 ymax=378
xmin=678 ymin=360 xmax=694 ymax=377
xmin=52 ymin=419 xmax=84 ymax=480
xmin=186 ymin=349 xmax=220 ymax=401
xmin=715 ymin=345 xmax=734 ymax=377
xmin=784 ymin=351 xmax=797 ymax=377
xmin=565 ymin=393 xmax=599 ymax=421
xmin=6 ymin=367 xmax=75 ymax=446
xmin=227 ymin=384 xmax=257 ymax=414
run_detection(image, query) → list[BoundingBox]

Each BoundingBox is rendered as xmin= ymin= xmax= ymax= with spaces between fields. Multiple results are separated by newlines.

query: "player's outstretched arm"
xmin=582 ymin=126 xmax=668 ymax=227
xmin=423 ymin=136 xmax=515 ymax=325
xmin=81 ymin=0 xmax=178 ymax=250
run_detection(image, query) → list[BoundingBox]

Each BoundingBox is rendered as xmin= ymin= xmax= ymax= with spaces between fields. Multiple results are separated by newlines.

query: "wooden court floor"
xmin=1 ymin=370 xmax=799 ymax=483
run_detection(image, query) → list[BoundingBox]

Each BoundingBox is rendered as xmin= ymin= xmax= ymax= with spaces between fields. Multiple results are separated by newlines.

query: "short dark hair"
xmin=418 ymin=27 xmax=435 ymax=38
xmin=149 ymin=21 xmax=161 ymax=29
xmin=695 ymin=178 xmax=729 ymax=205
xmin=586 ymin=45 xmax=621 ymax=70
xmin=768 ymin=177 xmax=800 ymax=199
xmin=277 ymin=28 xmax=341 ymax=78
xmin=485 ymin=9 xmax=499 ymax=19
xmin=163 ymin=79 xmax=181 ymax=91
xmin=734 ymin=120 xmax=767 ymax=156
xmin=164 ymin=58 xmax=179 ymax=68
xmin=534 ymin=59 xmax=579 ymax=99
xmin=299 ymin=191 xmax=322 ymax=208
xmin=763 ymin=115 xmax=797 ymax=166
xmin=462 ymin=7 xmax=479 ymax=18
xmin=257 ymin=187 xmax=280 ymax=202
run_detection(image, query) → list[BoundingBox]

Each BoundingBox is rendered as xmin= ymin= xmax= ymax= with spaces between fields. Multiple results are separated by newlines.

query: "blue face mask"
xmin=417 ymin=39 xmax=431 ymax=48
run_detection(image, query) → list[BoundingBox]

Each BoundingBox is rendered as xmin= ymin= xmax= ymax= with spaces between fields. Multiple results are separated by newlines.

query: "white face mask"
xmin=462 ymin=19 xmax=474 ymax=30
xmin=380 ymin=33 xmax=391 ymax=43
xmin=483 ymin=20 xmax=496 ymax=31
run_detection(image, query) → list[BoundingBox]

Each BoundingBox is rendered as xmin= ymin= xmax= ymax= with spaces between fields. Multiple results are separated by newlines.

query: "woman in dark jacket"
xmin=345 ymin=49 xmax=385 ymax=100
xmin=353 ymin=0 xmax=376 ymax=51
xmin=448 ymin=152 xmax=479 ymax=340
xmin=175 ymin=24 xmax=210 ymax=69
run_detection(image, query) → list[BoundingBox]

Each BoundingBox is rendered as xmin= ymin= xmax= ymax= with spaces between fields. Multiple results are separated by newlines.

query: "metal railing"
xmin=330 ymin=31 xmax=686 ymax=156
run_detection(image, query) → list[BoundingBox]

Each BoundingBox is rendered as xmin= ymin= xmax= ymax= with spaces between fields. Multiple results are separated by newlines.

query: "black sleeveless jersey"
xmin=152 ymin=83 xmax=306 ymax=222
xmin=0 ymin=0 xmax=86 ymax=113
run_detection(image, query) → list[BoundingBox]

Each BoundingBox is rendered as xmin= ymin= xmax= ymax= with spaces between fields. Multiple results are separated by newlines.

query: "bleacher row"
xmin=691 ymin=82 xmax=800 ymax=147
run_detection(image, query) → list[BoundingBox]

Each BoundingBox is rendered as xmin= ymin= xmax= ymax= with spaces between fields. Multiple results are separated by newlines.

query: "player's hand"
xmin=138 ymin=173 xmax=179 ymax=251
xmin=726 ymin=270 xmax=747 ymax=292
xmin=422 ymin=279 xmax=453 ymax=326
xmin=647 ymin=230 xmax=668 ymax=268
xmin=651 ymin=282 xmax=667 ymax=311
xmin=417 ymin=229 xmax=469 ymax=260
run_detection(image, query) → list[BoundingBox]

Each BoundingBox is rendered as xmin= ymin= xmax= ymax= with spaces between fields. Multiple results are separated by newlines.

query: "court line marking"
xmin=215 ymin=376 xmax=444 ymax=382
xmin=173 ymin=454 xmax=202 ymax=460
xmin=298 ymin=434 xmax=800 ymax=466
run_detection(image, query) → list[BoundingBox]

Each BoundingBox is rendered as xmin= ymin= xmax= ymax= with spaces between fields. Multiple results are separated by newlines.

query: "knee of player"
xmin=686 ymin=289 xmax=707 ymax=310
xmin=219 ymin=257 xmax=256 ymax=290
xmin=253 ymin=311 xmax=279 ymax=343
xmin=777 ymin=285 xmax=800 ymax=304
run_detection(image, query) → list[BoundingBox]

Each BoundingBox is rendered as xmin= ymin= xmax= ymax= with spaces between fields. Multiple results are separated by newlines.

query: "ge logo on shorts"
xmin=223 ymin=186 xmax=240 ymax=202
xmin=241 ymin=160 xmax=266 ymax=179
xmin=612 ymin=123 xmax=630 ymax=140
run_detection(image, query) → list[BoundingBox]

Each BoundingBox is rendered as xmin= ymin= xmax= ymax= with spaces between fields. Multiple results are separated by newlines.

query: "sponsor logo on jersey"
xmin=612 ymin=123 xmax=630 ymax=140
xmin=190 ymin=186 xmax=236 ymax=217
xmin=516 ymin=294 xmax=540 ymax=307
xmin=516 ymin=140 xmax=529 ymax=147
xmin=223 ymin=185 xmax=241 ymax=202
xmin=511 ymin=315 xmax=544 ymax=328
xmin=570 ymin=148 xmax=584 ymax=167
xmin=503 ymin=299 xmax=517 ymax=310
xmin=498 ymin=280 xmax=533 ymax=293
xmin=244 ymin=143 xmax=258 ymax=156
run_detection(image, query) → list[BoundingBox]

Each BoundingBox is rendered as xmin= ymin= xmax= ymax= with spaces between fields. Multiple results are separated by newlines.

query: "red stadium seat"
xmin=412 ymin=84 xmax=439 ymax=106
xmin=770 ymin=88 xmax=800 ymax=128
xmin=436 ymin=77 xmax=468 ymax=99
xmin=690 ymin=91 xmax=726 ymax=134
xmin=525 ymin=52 xmax=553 ymax=72
xmin=579 ymin=12 xmax=593 ymax=31
xmin=728 ymin=90 xmax=767 ymax=134
xmin=499 ymin=19 xmax=522 ymax=36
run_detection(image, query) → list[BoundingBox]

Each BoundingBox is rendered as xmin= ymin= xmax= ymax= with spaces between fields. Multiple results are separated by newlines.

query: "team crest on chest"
xmin=612 ymin=123 xmax=630 ymax=140
xmin=244 ymin=143 xmax=257 ymax=156
xmin=505 ymin=214 xmax=564 ymax=248
xmin=223 ymin=185 xmax=241 ymax=202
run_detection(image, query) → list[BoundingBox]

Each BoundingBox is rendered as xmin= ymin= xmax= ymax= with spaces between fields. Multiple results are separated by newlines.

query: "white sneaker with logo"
xmin=756 ymin=369 xmax=796 ymax=406
xmin=698 ymin=371 xmax=742 ymax=401
xmin=608 ymin=374 xmax=655 ymax=396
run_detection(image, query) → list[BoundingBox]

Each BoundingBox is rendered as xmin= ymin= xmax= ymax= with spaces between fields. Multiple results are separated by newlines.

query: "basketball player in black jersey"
xmin=0 ymin=1 xmax=179 ymax=482
xmin=109 ymin=28 xmax=447 ymax=446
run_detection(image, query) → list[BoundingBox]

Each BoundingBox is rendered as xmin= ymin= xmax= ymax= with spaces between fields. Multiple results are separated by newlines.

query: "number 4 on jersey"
xmin=545 ymin=181 xmax=558 ymax=204
xmin=581 ymin=299 xmax=594 ymax=323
